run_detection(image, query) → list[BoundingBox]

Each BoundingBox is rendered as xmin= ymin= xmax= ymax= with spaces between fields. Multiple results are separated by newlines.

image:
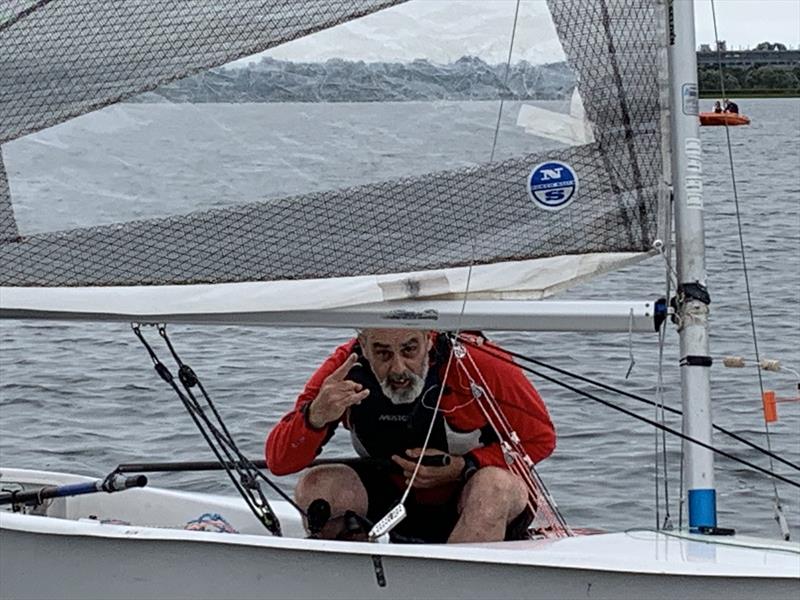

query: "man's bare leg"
xmin=295 ymin=464 xmax=369 ymax=539
xmin=448 ymin=466 xmax=528 ymax=543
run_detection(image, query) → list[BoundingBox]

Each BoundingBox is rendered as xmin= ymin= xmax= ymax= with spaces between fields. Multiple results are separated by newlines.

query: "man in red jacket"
xmin=266 ymin=328 xmax=555 ymax=543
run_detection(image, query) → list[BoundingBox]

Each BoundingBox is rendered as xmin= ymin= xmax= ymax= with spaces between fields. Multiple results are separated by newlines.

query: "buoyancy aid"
xmin=344 ymin=336 xmax=449 ymax=459
xmin=343 ymin=334 xmax=499 ymax=460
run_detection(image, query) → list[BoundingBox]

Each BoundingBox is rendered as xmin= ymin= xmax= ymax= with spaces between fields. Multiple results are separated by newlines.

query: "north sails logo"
xmin=378 ymin=414 xmax=410 ymax=422
xmin=528 ymin=160 xmax=579 ymax=211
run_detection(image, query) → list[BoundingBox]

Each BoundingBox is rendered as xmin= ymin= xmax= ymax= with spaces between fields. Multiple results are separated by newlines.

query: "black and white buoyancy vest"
xmin=344 ymin=338 xmax=496 ymax=459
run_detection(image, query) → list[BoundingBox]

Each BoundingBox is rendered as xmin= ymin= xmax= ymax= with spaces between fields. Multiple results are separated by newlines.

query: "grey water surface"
xmin=1 ymin=98 xmax=798 ymax=539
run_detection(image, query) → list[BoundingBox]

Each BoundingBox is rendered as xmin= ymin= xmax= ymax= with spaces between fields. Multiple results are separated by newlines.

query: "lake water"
xmin=1 ymin=98 xmax=798 ymax=539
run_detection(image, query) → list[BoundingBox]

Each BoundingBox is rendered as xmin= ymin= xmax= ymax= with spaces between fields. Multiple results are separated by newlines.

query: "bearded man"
xmin=266 ymin=328 xmax=555 ymax=543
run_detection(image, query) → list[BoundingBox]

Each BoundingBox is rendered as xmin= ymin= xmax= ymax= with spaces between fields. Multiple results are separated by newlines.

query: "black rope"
xmin=158 ymin=326 xmax=241 ymax=453
xmin=657 ymin=201 xmax=676 ymax=531
xmin=460 ymin=338 xmax=800 ymax=489
xmin=133 ymin=324 xmax=280 ymax=531
xmin=476 ymin=339 xmax=800 ymax=474
xmin=158 ymin=328 xmax=304 ymax=513
xmin=655 ymin=317 xmax=673 ymax=529
xmin=132 ymin=324 xmax=294 ymax=534
xmin=157 ymin=325 xmax=298 ymax=516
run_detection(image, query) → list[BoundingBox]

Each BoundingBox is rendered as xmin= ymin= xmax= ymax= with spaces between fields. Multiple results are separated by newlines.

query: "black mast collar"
xmin=677 ymin=282 xmax=711 ymax=305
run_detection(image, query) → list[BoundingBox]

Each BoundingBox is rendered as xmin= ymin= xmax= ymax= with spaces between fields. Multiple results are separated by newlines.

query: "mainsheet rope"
xmin=473 ymin=339 xmax=800 ymax=473
xmin=459 ymin=336 xmax=800 ymax=490
xmin=395 ymin=348 xmax=456 ymax=507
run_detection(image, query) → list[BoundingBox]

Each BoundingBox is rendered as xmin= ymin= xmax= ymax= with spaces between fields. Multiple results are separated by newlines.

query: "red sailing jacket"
xmin=266 ymin=335 xmax=556 ymax=477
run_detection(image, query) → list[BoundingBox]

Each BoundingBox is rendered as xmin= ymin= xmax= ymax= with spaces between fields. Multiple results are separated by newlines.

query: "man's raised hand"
xmin=307 ymin=353 xmax=369 ymax=428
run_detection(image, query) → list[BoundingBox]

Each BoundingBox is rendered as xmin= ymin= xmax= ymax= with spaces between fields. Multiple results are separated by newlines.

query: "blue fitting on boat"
xmin=688 ymin=488 xmax=717 ymax=531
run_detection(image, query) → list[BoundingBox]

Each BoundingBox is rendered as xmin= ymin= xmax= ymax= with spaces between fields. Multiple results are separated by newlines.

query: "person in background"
xmin=724 ymin=99 xmax=739 ymax=114
xmin=266 ymin=328 xmax=555 ymax=543
xmin=713 ymin=100 xmax=723 ymax=114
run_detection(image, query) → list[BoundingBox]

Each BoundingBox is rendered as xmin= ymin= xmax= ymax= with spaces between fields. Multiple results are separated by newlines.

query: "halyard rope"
xmin=456 ymin=0 xmax=521 ymax=334
xmin=710 ymin=0 xmax=787 ymax=539
xmin=384 ymin=0 xmax=526 ymax=537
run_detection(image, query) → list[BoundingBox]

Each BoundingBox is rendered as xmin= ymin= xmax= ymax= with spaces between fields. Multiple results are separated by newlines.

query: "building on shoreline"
xmin=696 ymin=41 xmax=799 ymax=96
xmin=697 ymin=42 xmax=800 ymax=68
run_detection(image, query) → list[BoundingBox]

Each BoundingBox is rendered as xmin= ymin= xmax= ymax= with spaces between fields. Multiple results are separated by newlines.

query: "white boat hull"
xmin=1 ymin=469 xmax=798 ymax=600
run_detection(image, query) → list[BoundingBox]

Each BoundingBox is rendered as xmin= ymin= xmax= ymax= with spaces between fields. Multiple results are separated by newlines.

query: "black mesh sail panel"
xmin=0 ymin=0 xmax=669 ymax=289
xmin=3 ymin=143 xmax=652 ymax=287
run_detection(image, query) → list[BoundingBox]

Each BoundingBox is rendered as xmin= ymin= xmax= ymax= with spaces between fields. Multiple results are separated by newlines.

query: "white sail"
xmin=1 ymin=0 xmax=669 ymax=323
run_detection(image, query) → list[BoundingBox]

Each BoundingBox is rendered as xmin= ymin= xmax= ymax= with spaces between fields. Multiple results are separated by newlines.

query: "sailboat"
xmin=1 ymin=1 xmax=798 ymax=598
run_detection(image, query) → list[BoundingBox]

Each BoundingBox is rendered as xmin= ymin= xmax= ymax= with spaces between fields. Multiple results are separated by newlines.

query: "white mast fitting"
xmin=668 ymin=0 xmax=717 ymax=532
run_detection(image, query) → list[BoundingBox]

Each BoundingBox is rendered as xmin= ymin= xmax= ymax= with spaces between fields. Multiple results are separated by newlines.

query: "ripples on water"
xmin=1 ymin=98 xmax=798 ymax=539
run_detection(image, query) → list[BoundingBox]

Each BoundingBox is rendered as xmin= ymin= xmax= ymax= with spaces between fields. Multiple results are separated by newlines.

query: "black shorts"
xmin=350 ymin=461 xmax=532 ymax=543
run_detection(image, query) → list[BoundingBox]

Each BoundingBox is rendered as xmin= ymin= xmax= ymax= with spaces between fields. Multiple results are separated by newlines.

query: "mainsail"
xmin=0 ymin=0 xmax=670 ymax=324
xmin=0 ymin=0 xmax=406 ymax=143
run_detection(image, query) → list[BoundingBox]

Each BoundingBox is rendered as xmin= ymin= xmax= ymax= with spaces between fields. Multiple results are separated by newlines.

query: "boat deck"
xmin=2 ymin=468 xmax=798 ymax=577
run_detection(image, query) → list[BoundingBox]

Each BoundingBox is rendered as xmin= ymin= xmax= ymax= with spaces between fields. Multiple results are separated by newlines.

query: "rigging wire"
xmin=624 ymin=528 xmax=800 ymax=556
xmin=445 ymin=0 xmax=569 ymax=535
xmin=456 ymin=0 xmax=521 ymax=332
xmin=456 ymin=340 xmax=571 ymax=537
xmin=709 ymin=0 xmax=788 ymax=540
xmin=131 ymin=324 xmax=300 ymax=535
xmin=475 ymin=339 xmax=800 ymax=473
xmin=487 ymin=0 xmax=522 ymax=165
xmin=380 ymin=0 xmax=538 ymax=538
xmin=460 ymin=337 xmax=800 ymax=490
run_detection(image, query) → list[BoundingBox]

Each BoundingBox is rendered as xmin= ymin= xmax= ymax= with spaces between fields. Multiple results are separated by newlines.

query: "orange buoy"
xmin=761 ymin=389 xmax=800 ymax=423
xmin=699 ymin=112 xmax=750 ymax=126
xmin=762 ymin=390 xmax=778 ymax=423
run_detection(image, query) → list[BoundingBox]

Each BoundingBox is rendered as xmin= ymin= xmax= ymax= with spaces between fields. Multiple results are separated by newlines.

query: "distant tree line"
xmin=754 ymin=41 xmax=787 ymax=51
xmin=698 ymin=64 xmax=800 ymax=95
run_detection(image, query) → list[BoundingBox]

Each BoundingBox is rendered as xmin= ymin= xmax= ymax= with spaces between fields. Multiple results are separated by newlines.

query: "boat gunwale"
xmin=2 ymin=468 xmax=798 ymax=580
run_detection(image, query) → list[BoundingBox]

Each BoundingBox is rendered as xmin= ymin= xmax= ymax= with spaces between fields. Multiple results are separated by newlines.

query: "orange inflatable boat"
xmin=699 ymin=112 xmax=750 ymax=126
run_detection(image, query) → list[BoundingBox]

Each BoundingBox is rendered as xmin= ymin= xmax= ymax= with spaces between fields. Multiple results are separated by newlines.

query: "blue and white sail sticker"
xmin=527 ymin=161 xmax=579 ymax=211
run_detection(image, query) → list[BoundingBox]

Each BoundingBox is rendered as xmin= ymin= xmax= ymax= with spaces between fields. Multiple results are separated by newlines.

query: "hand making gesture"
xmin=306 ymin=353 xmax=369 ymax=428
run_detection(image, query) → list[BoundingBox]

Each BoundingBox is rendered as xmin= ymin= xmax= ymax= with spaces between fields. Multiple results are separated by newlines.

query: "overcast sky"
xmin=694 ymin=0 xmax=800 ymax=49
xmin=241 ymin=0 xmax=800 ymax=65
